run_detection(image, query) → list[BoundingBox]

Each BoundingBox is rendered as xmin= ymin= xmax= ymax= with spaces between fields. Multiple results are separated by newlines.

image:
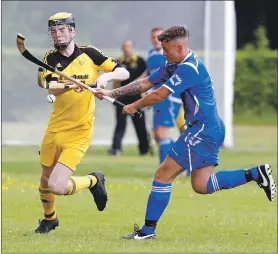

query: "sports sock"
xmin=207 ymin=168 xmax=259 ymax=194
xmin=65 ymin=175 xmax=97 ymax=195
xmin=141 ymin=181 xmax=172 ymax=234
xmin=39 ymin=187 xmax=57 ymax=220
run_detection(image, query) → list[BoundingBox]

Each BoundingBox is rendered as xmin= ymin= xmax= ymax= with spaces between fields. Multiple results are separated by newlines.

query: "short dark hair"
xmin=158 ymin=25 xmax=189 ymax=42
xmin=151 ymin=27 xmax=164 ymax=33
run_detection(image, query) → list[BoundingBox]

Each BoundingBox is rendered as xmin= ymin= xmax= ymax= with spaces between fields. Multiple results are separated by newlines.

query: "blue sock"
xmin=141 ymin=181 xmax=172 ymax=234
xmin=207 ymin=168 xmax=258 ymax=194
xmin=159 ymin=138 xmax=174 ymax=164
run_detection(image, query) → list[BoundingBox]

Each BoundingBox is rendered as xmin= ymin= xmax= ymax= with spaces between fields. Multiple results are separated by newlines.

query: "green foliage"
xmin=235 ymin=26 xmax=277 ymax=115
xmin=254 ymin=25 xmax=270 ymax=50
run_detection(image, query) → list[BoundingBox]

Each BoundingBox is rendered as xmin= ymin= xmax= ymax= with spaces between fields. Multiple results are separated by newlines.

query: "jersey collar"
xmin=179 ymin=51 xmax=192 ymax=65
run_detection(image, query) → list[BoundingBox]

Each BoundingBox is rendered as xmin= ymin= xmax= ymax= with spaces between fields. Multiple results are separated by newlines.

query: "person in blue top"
xmin=95 ymin=25 xmax=276 ymax=240
xmin=146 ymin=27 xmax=185 ymax=165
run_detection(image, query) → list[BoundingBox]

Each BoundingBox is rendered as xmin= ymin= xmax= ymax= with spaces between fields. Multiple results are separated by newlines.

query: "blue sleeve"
xmin=163 ymin=64 xmax=201 ymax=94
xmin=148 ymin=67 xmax=164 ymax=86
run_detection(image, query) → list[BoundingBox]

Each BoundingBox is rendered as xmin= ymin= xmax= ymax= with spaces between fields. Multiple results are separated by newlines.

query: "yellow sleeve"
xmin=82 ymin=45 xmax=118 ymax=72
xmin=98 ymin=58 xmax=118 ymax=72
xmin=40 ymin=50 xmax=59 ymax=81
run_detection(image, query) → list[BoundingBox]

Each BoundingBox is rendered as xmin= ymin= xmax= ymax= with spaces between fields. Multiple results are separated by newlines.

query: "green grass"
xmin=2 ymin=126 xmax=277 ymax=252
xmin=234 ymin=110 xmax=277 ymax=126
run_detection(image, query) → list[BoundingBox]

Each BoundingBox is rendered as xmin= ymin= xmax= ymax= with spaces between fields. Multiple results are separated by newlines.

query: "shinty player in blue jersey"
xmin=95 ymin=25 xmax=276 ymax=240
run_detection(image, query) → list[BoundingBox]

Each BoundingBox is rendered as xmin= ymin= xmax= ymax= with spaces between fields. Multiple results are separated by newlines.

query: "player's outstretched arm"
xmin=94 ymin=77 xmax=153 ymax=99
xmin=122 ymin=86 xmax=171 ymax=116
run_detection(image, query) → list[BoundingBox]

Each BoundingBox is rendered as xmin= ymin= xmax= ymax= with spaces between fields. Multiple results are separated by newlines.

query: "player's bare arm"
xmin=94 ymin=77 xmax=153 ymax=99
xmin=122 ymin=86 xmax=171 ymax=115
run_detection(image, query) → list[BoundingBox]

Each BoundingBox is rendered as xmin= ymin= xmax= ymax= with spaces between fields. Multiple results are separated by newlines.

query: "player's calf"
xmin=193 ymin=164 xmax=276 ymax=201
xmin=122 ymin=157 xmax=182 ymax=239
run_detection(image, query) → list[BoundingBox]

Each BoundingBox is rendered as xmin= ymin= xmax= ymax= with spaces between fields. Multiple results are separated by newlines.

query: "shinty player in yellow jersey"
xmin=35 ymin=12 xmax=130 ymax=234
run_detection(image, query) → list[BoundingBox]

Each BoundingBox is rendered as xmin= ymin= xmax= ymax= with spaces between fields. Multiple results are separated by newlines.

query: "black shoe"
xmin=89 ymin=171 xmax=108 ymax=211
xmin=121 ymin=224 xmax=156 ymax=240
xmin=256 ymin=164 xmax=276 ymax=201
xmin=107 ymin=148 xmax=121 ymax=156
xmin=34 ymin=217 xmax=59 ymax=234
xmin=140 ymin=151 xmax=149 ymax=156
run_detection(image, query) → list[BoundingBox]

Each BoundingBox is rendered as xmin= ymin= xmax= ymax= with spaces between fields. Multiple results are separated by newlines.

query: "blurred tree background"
xmin=1 ymin=1 xmax=277 ymax=146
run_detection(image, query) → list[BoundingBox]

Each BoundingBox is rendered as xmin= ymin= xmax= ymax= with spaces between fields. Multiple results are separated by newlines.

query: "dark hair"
xmin=151 ymin=27 xmax=164 ymax=33
xmin=158 ymin=25 xmax=189 ymax=42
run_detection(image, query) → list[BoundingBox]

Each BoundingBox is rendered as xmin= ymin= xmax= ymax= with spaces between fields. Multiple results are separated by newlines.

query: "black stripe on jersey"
xmin=45 ymin=75 xmax=58 ymax=83
xmin=112 ymin=63 xmax=122 ymax=72
xmin=42 ymin=45 xmax=82 ymax=71
xmin=79 ymin=44 xmax=117 ymax=66
xmin=42 ymin=44 xmax=117 ymax=72
xmin=42 ymin=49 xmax=57 ymax=65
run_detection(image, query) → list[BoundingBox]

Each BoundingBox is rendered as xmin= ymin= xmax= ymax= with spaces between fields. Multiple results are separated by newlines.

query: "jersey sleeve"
xmin=84 ymin=46 xmax=119 ymax=72
xmin=148 ymin=66 xmax=165 ymax=86
xmin=41 ymin=51 xmax=58 ymax=82
xmin=162 ymin=64 xmax=201 ymax=95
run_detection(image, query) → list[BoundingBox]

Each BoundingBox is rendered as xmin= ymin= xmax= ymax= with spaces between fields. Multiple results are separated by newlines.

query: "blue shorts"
xmin=168 ymin=121 xmax=225 ymax=171
xmin=153 ymin=95 xmax=182 ymax=129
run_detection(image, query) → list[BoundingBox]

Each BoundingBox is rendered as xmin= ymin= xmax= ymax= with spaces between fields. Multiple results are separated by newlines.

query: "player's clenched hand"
xmin=72 ymin=80 xmax=84 ymax=93
xmin=122 ymin=104 xmax=138 ymax=116
xmin=74 ymin=85 xmax=84 ymax=93
xmin=94 ymin=88 xmax=112 ymax=100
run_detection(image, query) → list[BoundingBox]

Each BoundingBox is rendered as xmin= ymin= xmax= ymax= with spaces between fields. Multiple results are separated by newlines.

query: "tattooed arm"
xmin=94 ymin=77 xmax=153 ymax=99
xmin=110 ymin=77 xmax=153 ymax=98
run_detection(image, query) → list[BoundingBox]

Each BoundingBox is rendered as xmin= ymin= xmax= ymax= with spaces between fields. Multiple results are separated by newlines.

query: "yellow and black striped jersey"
xmin=41 ymin=44 xmax=119 ymax=132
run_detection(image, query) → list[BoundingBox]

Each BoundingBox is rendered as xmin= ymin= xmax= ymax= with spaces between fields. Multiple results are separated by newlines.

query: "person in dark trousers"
xmin=108 ymin=40 xmax=150 ymax=156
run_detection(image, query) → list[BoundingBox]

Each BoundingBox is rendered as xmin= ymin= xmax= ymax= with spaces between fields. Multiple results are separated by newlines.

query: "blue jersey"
xmin=149 ymin=51 xmax=222 ymax=127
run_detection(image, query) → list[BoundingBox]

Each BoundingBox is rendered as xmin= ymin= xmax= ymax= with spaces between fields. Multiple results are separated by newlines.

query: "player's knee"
xmin=48 ymin=178 xmax=68 ymax=195
xmin=154 ymin=168 xmax=171 ymax=183
xmin=191 ymin=181 xmax=209 ymax=194
xmin=154 ymin=171 xmax=166 ymax=182
xmin=153 ymin=131 xmax=160 ymax=142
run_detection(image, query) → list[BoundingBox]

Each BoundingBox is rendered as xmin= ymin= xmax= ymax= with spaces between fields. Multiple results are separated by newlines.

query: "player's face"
xmin=50 ymin=24 xmax=75 ymax=48
xmin=151 ymin=30 xmax=163 ymax=50
xmin=122 ymin=40 xmax=134 ymax=57
xmin=161 ymin=41 xmax=180 ymax=63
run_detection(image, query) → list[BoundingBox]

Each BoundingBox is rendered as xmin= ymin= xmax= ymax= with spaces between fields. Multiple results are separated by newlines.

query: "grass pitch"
xmin=1 ymin=126 xmax=277 ymax=252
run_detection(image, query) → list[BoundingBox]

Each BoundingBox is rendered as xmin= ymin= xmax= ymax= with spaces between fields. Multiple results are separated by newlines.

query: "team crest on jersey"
xmin=78 ymin=59 xmax=86 ymax=66
xmin=169 ymin=74 xmax=182 ymax=86
xmin=188 ymin=137 xmax=201 ymax=146
xmin=186 ymin=134 xmax=201 ymax=146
